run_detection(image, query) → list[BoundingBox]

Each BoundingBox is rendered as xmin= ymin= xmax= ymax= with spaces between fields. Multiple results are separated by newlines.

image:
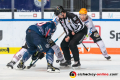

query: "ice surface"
xmin=0 ymin=54 xmax=120 ymax=80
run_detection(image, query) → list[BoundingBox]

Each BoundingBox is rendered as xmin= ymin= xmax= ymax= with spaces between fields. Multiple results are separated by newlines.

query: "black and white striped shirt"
xmin=55 ymin=12 xmax=85 ymax=36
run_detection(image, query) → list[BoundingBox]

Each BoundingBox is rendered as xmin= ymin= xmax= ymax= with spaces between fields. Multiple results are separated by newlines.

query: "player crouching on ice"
xmin=16 ymin=20 xmax=62 ymax=73
xmin=79 ymin=8 xmax=111 ymax=60
xmin=6 ymin=32 xmax=65 ymax=70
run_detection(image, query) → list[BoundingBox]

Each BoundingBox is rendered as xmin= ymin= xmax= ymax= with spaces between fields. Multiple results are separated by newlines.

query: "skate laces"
xmin=20 ymin=60 xmax=24 ymax=65
xmin=48 ymin=63 xmax=55 ymax=70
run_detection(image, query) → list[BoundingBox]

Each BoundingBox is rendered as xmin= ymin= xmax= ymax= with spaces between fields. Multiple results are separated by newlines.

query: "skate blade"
xmin=107 ymin=58 xmax=111 ymax=61
xmin=48 ymin=70 xmax=60 ymax=73
xmin=14 ymin=67 xmax=24 ymax=70
xmin=60 ymin=65 xmax=72 ymax=69
xmin=47 ymin=69 xmax=51 ymax=72
xmin=67 ymin=65 xmax=71 ymax=67
xmin=60 ymin=65 xmax=71 ymax=68
xmin=15 ymin=66 xmax=26 ymax=70
xmin=107 ymin=59 xmax=112 ymax=61
xmin=72 ymin=66 xmax=81 ymax=70
xmin=106 ymin=58 xmax=111 ymax=61
xmin=4 ymin=66 xmax=13 ymax=70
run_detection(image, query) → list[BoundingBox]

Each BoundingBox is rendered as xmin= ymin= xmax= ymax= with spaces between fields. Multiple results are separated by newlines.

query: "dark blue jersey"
xmin=26 ymin=21 xmax=56 ymax=38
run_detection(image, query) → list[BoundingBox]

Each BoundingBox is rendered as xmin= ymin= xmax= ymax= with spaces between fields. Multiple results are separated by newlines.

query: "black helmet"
xmin=54 ymin=5 xmax=65 ymax=16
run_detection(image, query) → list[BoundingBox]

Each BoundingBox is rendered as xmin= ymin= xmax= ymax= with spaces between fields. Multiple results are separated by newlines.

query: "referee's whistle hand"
xmin=65 ymin=36 xmax=70 ymax=42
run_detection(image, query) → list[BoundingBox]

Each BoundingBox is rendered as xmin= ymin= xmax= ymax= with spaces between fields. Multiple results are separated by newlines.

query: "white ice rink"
xmin=0 ymin=54 xmax=120 ymax=80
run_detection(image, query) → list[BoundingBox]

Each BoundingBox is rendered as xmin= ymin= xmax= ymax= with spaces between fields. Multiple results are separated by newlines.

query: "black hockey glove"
xmin=32 ymin=52 xmax=45 ymax=60
xmin=37 ymin=52 xmax=45 ymax=59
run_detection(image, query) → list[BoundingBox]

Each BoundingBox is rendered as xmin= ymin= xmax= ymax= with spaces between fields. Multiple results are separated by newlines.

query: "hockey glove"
xmin=47 ymin=39 xmax=55 ymax=47
xmin=32 ymin=52 xmax=45 ymax=60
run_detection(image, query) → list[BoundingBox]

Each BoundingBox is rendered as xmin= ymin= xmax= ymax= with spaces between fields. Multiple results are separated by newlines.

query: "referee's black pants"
xmin=61 ymin=26 xmax=88 ymax=61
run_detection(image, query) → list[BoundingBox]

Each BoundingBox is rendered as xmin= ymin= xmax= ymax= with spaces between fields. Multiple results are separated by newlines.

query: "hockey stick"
xmin=82 ymin=43 xmax=90 ymax=52
xmin=54 ymin=32 xmax=65 ymax=42
xmin=27 ymin=32 xmax=65 ymax=69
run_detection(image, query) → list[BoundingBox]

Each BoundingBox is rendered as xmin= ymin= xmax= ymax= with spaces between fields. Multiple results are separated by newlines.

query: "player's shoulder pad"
xmin=88 ymin=16 xmax=92 ymax=20
xmin=87 ymin=16 xmax=93 ymax=22
xmin=49 ymin=21 xmax=56 ymax=30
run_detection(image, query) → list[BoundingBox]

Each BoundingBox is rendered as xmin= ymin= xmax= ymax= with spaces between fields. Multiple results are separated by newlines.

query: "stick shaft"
xmin=82 ymin=43 xmax=88 ymax=51
xmin=54 ymin=32 xmax=65 ymax=42
xmin=58 ymin=32 xmax=65 ymax=39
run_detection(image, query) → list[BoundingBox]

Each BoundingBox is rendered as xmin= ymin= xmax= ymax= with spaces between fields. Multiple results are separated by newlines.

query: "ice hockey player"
xmin=54 ymin=5 xmax=88 ymax=68
xmin=7 ymin=20 xmax=65 ymax=72
xmin=79 ymin=8 xmax=111 ymax=60
xmin=17 ymin=20 xmax=60 ymax=73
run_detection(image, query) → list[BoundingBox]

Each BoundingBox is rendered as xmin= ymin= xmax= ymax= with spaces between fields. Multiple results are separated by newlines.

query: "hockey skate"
xmin=72 ymin=61 xmax=81 ymax=69
xmin=17 ymin=60 xmax=26 ymax=69
xmin=6 ymin=61 xmax=16 ymax=69
xmin=105 ymin=56 xmax=111 ymax=60
xmin=60 ymin=60 xmax=71 ymax=67
xmin=47 ymin=63 xmax=60 ymax=73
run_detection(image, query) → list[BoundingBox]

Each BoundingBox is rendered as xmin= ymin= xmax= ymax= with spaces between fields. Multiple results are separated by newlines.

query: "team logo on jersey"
xmin=94 ymin=32 xmax=100 ymax=37
xmin=34 ymin=0 xmax=47 ymax=7
xmin=68 ymin=20 xmax=70 ymax=22
xmin=68 ymin=20 xmax=71 ymax=24
xmin=38 ymin=45 xmax=43 ymax=51
xmin=89 ymin=28 xmax=93 ymax=34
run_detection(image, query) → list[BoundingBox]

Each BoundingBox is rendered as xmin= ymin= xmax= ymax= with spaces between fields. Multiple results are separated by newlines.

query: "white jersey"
xmin=83 ymin=16 xmax=96 ymax=36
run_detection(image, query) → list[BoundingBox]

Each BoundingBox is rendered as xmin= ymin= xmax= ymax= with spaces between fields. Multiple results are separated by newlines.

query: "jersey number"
xmin=37 ymin=22 xmax=46 ymax=26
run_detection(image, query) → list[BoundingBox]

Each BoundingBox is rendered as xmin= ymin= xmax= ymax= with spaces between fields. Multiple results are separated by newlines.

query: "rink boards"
xmin=0 ymin=19 xmax=120 ymax=54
